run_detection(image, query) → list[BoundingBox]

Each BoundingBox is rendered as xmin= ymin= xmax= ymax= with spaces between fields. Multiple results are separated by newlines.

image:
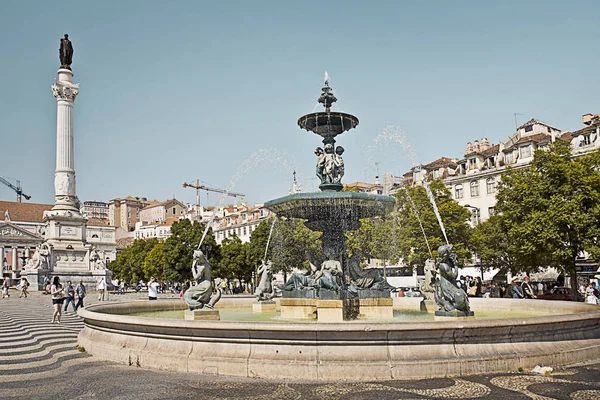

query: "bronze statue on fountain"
xmin=265 ymin=74 xmax=397 ymax=303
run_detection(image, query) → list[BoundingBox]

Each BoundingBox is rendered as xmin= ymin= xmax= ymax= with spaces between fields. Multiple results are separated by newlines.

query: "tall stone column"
xmin=11 ymin=247 xmax=17 ymax=270
xmin=51 ymin=69 xmax=80 ymax=212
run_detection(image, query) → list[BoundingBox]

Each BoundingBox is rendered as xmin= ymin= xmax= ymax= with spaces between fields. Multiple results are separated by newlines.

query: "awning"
xmin=458 ymin=267 xmax=498 ymax=282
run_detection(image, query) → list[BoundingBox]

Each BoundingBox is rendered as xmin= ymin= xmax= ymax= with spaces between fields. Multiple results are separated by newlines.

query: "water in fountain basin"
xmin=198 ymin=147 xmax=299 ymax=249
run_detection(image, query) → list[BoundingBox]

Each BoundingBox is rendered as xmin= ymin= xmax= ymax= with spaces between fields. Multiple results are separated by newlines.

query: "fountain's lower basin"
xmin=78 ymin=298 xmax=600 ymax=380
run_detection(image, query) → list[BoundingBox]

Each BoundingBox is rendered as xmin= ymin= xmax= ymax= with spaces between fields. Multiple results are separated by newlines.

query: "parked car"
xmin=538 ymin=287 xmax=575 ymax=301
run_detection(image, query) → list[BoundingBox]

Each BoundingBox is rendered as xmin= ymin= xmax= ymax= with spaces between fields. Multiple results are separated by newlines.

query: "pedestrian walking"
xmin=521 ymin=276 xmax=537 ymax=299
xmin=1 ymin=277 xmax=10 ymax=299
xmin=63 ymin=281 xmax=76 ymax=312
xmin=148 ymin=277 xmax=159 ymax=300
xmin=50 ymin=277 xmax=64 ymax=323
xmin=585 ymin=283 xmax=599 ymax=305
xmin=97 ymin=277 xmax=106 ymax=301
xmin=19 ymin=277 xmax=30 ymax=298
xmin=75 ymin=280 xmax=86 ymax=310
xmin=511 ymin=279 xmax=524 ymax=298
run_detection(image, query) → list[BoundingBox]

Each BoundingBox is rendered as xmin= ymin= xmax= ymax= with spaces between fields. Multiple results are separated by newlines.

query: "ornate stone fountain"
xmin=265 ymin=75 xmax=396 ymax=320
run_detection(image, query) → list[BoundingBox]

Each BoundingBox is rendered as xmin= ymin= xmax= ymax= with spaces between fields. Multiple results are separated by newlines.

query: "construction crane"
xmin=182 ymin=179 xmax=245 ymax=219
xmin=0 ymin=176 xmax=31 ymax=202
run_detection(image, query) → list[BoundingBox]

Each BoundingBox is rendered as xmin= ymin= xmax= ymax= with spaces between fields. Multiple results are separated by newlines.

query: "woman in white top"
xmin=50 ymin=276 xmax=64 ymax=324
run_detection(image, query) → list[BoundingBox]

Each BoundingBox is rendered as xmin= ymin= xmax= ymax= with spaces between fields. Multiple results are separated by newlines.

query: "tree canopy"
xmin=392 ymin=180 xmax=471 ymax=267
xmin=494 ymin=140 xmax=600 ymax=288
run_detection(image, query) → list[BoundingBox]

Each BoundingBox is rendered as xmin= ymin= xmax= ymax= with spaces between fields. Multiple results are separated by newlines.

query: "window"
xmin=488 ymin=157 xmax=495 ymax=167
xmin=581 ymin=134 xmax=591 ymax=146
xmin=524 ymin=125 xmax=533 ymax=132
xmin=547 ymin=127 xmax=551 ymax=133
xmin=469 ymin=158 xmax=476 ymax=168
xmin=470 ymin=180 xmax=479 ymax=197
xmin=172 ymin=207 xmax=176 ymax=215
xmin=504 ymin=152 xmax=513 ymax=164
xmin=243 ymin=227 xmax=247 ymax=235
xmin=455 ymin=184 xmax=463 ymax=199
xmin=433 ymin=170 xmax=440 ymax=179
xmin=488 ymin=207 xmax=496 ymax=216
xmin=486 ymin=178 xmax=497 ymax=194
xmin=520 ymin=145 xmax=531 ymax=158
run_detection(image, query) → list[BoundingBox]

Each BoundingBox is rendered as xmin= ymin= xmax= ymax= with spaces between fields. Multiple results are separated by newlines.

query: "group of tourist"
xmin=49 ymin=276 xmax=87 ymax=324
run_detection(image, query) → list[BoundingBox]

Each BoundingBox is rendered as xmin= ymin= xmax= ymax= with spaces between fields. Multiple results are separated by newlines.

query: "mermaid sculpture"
xmin=433 ymin=244 xmax=471 ymax=315
xmin=254 ymin=260 xmax=275 ymax=301
xmin=183 ymin=249 xmax=221 ymax=310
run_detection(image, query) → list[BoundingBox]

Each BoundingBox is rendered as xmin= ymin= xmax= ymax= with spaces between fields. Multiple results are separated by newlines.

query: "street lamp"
xmin=464 ymin=204 xmax=480 ymax=225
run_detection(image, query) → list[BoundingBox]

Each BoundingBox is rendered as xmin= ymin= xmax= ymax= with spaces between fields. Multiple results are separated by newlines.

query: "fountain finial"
xmin=318 ymin=72 xmax=337 ymax=112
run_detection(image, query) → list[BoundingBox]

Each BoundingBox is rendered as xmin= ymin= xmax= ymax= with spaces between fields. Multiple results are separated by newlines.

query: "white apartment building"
xmin=212 ymin=203 xmax=273 ymax=245
xmin=133 ymin=217 xmax=178 ymax=240
xmin=139 ymin=199 xmax=185 ymax=224
xmin=80 ymin=200 xmax=109 ymax=220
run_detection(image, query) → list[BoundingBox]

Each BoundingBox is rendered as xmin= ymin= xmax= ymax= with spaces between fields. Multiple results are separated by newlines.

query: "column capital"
xmin=52 ymin=79 xmax=79 ymax=102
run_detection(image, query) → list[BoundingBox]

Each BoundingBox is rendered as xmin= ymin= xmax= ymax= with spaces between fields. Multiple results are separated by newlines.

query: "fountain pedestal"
xmin=252 ymin=300 xmax=276 ymax=313
xmin=316 ymin=299 xmax=359 ymax=322
xmin=280 ymin=298 xmax=317 ymax=319
xmin=359 ymin=298 xmax=393 ymax=320
xmin=184 ymin=309 xmax=220 ymax=321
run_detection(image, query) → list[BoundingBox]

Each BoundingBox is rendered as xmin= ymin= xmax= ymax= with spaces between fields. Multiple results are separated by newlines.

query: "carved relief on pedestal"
xmin=52 ymin=80 xmax=79 ymax=102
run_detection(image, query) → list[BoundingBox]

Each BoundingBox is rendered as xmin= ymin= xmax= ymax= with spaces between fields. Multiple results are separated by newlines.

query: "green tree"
xmin=143 ymin=242 xmax=167 ymax=281
xmin=247 ymin=218 xmax=276 ymax=269
xmin=270 ymin=218 xmax=322 ymax=279
xmin=162 ymin=219 xmax=220 ymax=282
xmin=218 ymin=235 xmax=252 ymax=282
xmin=495 ymin=141 xmax=600 ymax=297
xmin=346 ymin=216 xmax=396 ymax=264
xmin=108 ymin=238 xmax=159 ymax=283
xmin=469 ymin=215 xmax=515 ymax=273
xmin=393 ymin=180 xmax=471 ymax=267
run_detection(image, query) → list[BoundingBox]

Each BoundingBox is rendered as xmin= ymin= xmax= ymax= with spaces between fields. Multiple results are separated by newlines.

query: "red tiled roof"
xmin=560 ymin=131 xmax=574 ymax=142
xmin=570 ymin=125 xmax=596 ymax=138
xmin=0 ymin=201 xmax=53 ymax=223
xmin=423 ymin=157 xmax=457 ymax=170
xmin=481 ymin=144 xmax=500 ymax=157
xmin=513 ymin=133 xmax=552 ymax=145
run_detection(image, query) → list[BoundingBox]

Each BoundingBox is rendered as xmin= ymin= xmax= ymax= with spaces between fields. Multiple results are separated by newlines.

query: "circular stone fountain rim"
xmin=265 ymin=191 xmax=396 ymax=209
xmin=78 ymin=300 xmax=600 ymax=332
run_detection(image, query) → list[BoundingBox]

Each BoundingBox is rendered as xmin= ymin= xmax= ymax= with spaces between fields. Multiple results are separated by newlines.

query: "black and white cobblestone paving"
xmin=1 ymin=292 xmax=600 ymax=399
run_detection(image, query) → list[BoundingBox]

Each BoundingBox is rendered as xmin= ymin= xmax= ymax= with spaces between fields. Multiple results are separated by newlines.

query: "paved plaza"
xmin=1 ymin=292 xmax=600 ymax=400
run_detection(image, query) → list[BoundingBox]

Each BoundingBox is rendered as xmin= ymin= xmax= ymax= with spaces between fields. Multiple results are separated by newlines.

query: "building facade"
xmin=0 ymin=201 xmax=117 ymax=283
xmin=139 ymin=199 xmax=185 ymax=224
xmin=212 ymin=203 xmax=273 ymax=245
xmin=109 ymin=196 xmax=153 ymax=232
xmin=81 ymin=200 xmax=109 ymax=220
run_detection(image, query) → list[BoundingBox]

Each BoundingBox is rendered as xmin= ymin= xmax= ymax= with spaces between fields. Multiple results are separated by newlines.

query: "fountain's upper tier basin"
xmin=265 ymin=192 xmax=396 ymax=232
xmin=298 ymin=112 xmax=359 ymax=138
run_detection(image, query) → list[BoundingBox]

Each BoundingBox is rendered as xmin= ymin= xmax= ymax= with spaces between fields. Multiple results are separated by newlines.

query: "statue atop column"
xmin=59 ymin=34 xmax=74 ymax=70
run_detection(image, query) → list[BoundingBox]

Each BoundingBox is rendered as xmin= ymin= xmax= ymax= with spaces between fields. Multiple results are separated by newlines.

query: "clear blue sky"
xmin=1 ymin=1 xmax=598 ymax=207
